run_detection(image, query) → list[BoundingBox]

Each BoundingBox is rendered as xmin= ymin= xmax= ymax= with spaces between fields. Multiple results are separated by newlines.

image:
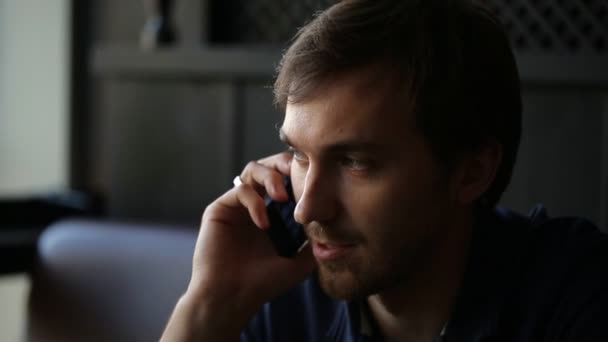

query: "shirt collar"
xmin=324 ymin=299 xmax=360 ymax=341
xmin=358 ymin=301 xmax=446 ymax=338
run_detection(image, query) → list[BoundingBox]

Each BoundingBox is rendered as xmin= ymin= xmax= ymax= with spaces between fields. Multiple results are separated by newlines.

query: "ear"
xmin=452 ymin=142 xmax=503 ymax=205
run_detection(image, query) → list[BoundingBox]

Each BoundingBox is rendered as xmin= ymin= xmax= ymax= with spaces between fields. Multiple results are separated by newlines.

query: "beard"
xmin=316 ymin=254 xmax=373 ymax=300
xmin=312 ymin=219 xmax=443 ymax=301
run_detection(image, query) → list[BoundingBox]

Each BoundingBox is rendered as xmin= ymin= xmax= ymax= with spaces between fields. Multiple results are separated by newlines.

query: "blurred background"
xmin=0 ymin=0 xmax=606 ymax=340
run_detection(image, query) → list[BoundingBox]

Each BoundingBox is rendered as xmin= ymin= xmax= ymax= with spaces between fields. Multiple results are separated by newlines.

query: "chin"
xmin=315 ymin=251 xmax=415 ymax=301
xmin=316 ymin=262 xmax=377 ymax=301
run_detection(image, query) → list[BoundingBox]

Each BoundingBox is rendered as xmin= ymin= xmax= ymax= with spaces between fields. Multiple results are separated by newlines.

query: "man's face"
xmin=280 ymin=69 xmax=459 ymax=300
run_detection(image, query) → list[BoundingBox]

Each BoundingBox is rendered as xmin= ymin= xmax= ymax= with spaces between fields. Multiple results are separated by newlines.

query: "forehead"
xmin=281 ymin=68 xmax=417 ymax=148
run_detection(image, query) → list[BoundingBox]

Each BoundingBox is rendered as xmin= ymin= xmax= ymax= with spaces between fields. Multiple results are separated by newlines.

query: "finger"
xmin=240 ymin=161 xmax=289 ymax=202
xmin=215 ymin=184 xmax=270 ymax=229
xmin=257 ymin=152 xmax=292 ymax=175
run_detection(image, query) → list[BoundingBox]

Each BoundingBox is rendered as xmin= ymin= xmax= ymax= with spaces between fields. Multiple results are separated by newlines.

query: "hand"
xmin=161 ymin=152 xmax=315 ymax=341
xmin=191 ymin=152 xmax=315 ymax=305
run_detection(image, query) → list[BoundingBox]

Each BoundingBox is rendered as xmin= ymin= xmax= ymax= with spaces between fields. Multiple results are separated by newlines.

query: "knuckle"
xmin=202 ymin=202 xmax=217 ymax=221
xmin=242 ymin=161 xmax=271 ymax=183
xmin=242 ymin=161 xmax=258 ymax=175
xmin=235 ymin=183 xmax=256 ymax=202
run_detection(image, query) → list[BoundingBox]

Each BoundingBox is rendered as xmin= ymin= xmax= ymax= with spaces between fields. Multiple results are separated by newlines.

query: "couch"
xmin=25 ymin=219 xmax=197 ymax=342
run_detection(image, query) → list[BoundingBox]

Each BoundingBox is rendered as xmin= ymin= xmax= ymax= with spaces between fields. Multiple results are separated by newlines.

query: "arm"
xmin=161 ymin=153 xmax=315 ymax=341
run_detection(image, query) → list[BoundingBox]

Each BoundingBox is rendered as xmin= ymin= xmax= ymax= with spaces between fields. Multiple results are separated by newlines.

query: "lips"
xmin=311 ymin=240 xmax=356 ymax=261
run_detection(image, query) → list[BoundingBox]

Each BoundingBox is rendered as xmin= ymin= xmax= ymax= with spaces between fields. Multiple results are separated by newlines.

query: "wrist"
xmin=180 ymin=283 xmax=258 ymax=337
xmin=161 ymin=284 xmax=258 ymax=342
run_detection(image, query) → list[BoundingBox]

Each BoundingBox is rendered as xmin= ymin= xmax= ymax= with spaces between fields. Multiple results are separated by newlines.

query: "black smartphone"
xmin=264 ymin=176 xmax=308 ymax=258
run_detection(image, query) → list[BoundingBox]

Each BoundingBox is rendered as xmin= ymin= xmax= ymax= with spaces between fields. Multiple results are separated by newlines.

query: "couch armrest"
xmin=26 ymin=219 xmax=197 ymax=342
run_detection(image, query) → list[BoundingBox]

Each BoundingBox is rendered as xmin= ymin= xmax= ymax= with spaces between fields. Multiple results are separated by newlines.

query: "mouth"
xmin=311 ymin=240 xmax=357 ymax=261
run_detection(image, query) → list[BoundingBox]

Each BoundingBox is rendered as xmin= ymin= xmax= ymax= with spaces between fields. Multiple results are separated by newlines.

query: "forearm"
xmin=160 ymin=287 xmax=254 ymax=342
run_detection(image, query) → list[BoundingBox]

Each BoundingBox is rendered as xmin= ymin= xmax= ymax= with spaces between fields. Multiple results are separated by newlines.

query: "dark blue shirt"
xmin=241 ymin=206 xmax=608 ymax=341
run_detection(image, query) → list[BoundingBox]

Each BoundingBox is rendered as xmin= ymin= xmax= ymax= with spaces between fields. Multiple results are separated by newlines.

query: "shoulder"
xmin=516 ymin=211 xmax=608 ymax=296
xmin=497 ymin=207 xmax=608 ymax=340
xmin=490 ymin=206 xmax=608 ymax=280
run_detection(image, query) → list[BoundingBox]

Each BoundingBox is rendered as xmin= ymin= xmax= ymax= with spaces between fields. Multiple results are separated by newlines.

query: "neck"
xmin=367 ymin=208 xmax=475 ymax=342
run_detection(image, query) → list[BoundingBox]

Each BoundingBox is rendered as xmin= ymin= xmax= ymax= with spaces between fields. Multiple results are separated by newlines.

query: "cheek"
xmin=342 ymin=179 xmax=406 ymax=233
xmin=342 ymin=171 xmax=443 ymax=241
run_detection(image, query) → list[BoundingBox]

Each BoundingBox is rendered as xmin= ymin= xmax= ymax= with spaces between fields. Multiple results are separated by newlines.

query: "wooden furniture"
xmin=74 ymin=0 xmax=608 ymax=229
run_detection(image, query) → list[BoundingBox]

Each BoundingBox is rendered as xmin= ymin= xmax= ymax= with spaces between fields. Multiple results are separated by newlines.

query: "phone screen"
xmin=264 ymin=176 xmax=308 ymax=257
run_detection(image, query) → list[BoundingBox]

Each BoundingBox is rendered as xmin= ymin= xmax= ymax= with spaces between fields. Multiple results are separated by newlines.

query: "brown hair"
xmin=274 ymin=0 xmax=522 ymax=208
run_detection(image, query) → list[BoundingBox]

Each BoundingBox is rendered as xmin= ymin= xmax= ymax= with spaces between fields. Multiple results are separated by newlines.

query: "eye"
xmin=287 ymin=147 xmax=309 ymax=163
xmin=341 ymin=157 xmax=371 ymax=171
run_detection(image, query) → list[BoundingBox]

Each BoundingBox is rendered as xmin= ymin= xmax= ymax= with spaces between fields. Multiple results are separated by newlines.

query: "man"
xmin=162 ymin=0 xmax=608 ymax=341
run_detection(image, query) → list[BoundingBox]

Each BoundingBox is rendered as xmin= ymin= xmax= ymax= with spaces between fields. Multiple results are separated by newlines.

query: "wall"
xmin=0 ymin=0 xmax=70 ymax=340
xmin=86 ymin=2 xmax=608 ymax=229
xmin=0 ymin=0 xmax=70 ymax=195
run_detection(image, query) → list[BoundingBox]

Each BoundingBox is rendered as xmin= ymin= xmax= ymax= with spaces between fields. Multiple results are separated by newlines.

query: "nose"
xmin=293 ymin=166 xmax=338 ymax=225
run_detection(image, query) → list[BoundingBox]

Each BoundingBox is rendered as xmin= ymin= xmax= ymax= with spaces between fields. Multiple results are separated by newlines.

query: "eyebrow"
xmin=279 ymin=129 xmax=383 ymax=153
